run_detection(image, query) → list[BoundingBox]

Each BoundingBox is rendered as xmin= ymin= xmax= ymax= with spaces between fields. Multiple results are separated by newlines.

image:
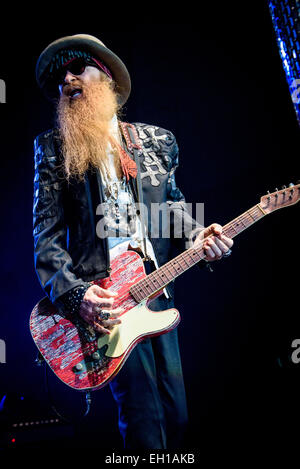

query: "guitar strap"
xmin=119 ymin=123 xmax=171 ymax=298
xmin=119 ymin=122 xmax=151 ymax=261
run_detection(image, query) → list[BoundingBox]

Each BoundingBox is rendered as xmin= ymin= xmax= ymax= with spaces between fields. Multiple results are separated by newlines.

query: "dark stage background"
xmin=0 ymin=5 xmax=299 ymax=461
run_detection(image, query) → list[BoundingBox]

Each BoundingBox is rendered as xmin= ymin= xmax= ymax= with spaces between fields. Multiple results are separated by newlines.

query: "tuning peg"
xmin=282 ymin=185 xmax=286 ymax=189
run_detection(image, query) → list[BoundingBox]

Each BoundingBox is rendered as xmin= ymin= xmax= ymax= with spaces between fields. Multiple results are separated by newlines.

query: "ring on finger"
xmin=98 ymin=310 xmax=111 ymax=321
xmin=94 ymin=303 xmax=103 ymax=314
xmin=93 ymin=303 xmax=111 ymax=320
xmin=222 ymin=248 xmax=232 ymax=258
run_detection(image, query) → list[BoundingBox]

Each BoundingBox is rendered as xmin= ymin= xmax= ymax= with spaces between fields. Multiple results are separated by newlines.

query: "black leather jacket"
xmin=33 ymin=122 xmax=203 ymax=306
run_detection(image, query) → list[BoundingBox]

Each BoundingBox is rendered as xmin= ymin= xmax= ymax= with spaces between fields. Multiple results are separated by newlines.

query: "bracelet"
xmin=61 ymin=283 xmax=92 ymax=315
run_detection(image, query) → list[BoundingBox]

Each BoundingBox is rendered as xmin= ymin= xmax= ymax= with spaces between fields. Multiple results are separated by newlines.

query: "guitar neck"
xmin=222 ymin=203 xmax=266 ymax=238
xmin=129 ymin=204 xmax=266 ymax=303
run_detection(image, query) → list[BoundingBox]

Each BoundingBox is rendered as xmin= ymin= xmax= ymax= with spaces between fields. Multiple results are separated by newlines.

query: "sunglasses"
xmin=55 ymin=58 xmax=89 ymax=85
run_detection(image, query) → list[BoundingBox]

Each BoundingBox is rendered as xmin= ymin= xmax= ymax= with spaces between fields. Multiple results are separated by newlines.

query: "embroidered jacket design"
xmin=135 ymin=124 xmax=176 ymax=187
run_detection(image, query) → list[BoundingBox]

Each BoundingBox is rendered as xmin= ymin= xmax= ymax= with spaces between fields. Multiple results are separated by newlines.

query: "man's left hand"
xmin=194 ymin=223 xmax=233 ymax=262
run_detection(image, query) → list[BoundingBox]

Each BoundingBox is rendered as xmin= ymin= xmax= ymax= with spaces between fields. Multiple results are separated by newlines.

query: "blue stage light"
xmin=269 ymin=0 xmax=300 ymax=125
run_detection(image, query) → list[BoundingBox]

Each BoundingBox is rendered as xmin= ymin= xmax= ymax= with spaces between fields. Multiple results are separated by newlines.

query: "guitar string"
xmin=89 ymin=188 xmax=299 ymax=309
xmin=91 ymin=204 xmax=265 ymax=305
xmin=129 ymin=204 xmax=265 ymax=300
xmin=129 ymin=207 xmax=262 ymax=300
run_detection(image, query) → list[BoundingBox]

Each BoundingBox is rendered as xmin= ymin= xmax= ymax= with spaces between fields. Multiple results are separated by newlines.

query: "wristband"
xmin=61 ymin=283 xmax=92 ymax=315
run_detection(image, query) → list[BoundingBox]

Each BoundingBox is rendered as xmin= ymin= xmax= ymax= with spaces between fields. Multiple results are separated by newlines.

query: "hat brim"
xmin=36 ymin=34 xmax=131 ymax=106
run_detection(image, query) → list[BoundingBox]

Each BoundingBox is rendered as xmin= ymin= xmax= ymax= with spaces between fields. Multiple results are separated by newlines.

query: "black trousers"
xmin=109 ymin=296 xmax=188 ymax=449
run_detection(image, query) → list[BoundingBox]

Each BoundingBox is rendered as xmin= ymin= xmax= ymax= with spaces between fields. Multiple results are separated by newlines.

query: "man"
xmin=33 ymin=34 xmax=233 ymax=449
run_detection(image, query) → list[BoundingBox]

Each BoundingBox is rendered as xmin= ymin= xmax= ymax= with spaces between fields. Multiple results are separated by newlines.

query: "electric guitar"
xmin=30 ymin=183 xmax=300 ymax=391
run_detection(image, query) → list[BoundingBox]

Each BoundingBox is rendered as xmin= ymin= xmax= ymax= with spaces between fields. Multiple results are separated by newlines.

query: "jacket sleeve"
xmin=166 ymin=133 xmax=204 ymax=249
xmin=33 ymin=130 xmax=89 ymax=306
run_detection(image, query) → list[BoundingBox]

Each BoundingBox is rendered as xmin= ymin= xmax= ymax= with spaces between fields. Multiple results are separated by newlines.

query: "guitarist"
xmin=34 ymin=34 xmax=234 ymax=449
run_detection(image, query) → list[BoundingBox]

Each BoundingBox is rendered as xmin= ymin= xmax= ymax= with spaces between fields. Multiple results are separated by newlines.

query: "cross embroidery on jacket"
xmin=140 ymin=152 xmax=167 ymax=186
xmin=137 ymin=125 xmax=169 ymax=187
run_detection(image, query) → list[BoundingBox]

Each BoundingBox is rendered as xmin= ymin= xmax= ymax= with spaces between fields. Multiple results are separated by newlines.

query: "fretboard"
xmin=129 ymin=204 xmax=266 ymax=303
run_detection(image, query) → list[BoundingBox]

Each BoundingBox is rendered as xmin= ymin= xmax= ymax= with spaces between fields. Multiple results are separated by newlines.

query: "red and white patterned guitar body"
xmin=30 ymin=250 xmax=180 ymax=391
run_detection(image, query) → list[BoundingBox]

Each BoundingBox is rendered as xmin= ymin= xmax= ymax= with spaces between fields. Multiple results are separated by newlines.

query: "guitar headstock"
xmin=259 ymin=183 xmax=300 ymax=214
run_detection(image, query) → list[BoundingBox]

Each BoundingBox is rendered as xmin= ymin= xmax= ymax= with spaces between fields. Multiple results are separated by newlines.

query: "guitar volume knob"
xmin=92 ymin=352 xmax=100 ymax=360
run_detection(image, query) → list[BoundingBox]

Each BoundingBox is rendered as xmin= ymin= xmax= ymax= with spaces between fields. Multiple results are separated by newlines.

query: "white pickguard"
xmin=97 ymin=300 xmax=179 ymax=358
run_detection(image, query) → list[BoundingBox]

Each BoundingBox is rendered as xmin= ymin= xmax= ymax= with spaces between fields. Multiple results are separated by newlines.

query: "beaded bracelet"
xmin=61 ymin=283 xmax=92 ymax=315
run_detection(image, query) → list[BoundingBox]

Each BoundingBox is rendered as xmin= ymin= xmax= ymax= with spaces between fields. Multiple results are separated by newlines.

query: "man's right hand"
xmin=79 ymin=284 xmax=123 ymax=334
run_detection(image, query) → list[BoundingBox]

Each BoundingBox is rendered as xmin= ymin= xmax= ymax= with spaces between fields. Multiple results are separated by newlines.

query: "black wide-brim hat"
xmin=35 ymin=33 xmax=131 ymax=106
